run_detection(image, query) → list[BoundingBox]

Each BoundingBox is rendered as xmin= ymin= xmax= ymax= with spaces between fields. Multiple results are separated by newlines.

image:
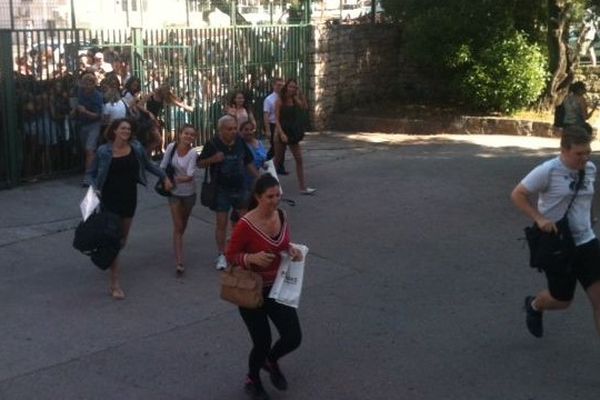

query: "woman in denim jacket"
xmin=87 ymin=118 xmax=173 ymax=299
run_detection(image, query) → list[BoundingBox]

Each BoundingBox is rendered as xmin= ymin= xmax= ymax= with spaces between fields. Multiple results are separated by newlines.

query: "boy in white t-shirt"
xmin=511 ymin=126 xmax=600 ymax=338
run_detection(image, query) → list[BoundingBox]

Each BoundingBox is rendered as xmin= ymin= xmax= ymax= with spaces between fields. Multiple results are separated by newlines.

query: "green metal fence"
xmin=0 ymin=23 xmax=310 ymax=187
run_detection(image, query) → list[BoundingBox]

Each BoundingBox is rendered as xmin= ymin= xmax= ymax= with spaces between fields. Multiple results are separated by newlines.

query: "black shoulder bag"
xmin=200 ymin=140 xmax=218 ymax=210
xmin=524 ymin=169 xmax=585 ymax=273
xmin=154 ymin=144 xmax=176 ymax=197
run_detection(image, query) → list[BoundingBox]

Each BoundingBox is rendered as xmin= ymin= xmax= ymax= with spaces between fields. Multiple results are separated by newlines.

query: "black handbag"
xmin=154 ymin=144 xmax=177 ymax=197
xmin=73 ymin=211 xmax=123 ymax=270
xmin=200 ymin=166 xmax=218 ymax=210
xmin=524 ymin=169 xmax=584 ymax=272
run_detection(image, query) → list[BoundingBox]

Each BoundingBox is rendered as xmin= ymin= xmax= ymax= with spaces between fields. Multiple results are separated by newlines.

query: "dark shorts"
xmin=215 ymin=187 xmax=246 ymax=213
xmin=546 ymin=238 xmax=600 ymax=301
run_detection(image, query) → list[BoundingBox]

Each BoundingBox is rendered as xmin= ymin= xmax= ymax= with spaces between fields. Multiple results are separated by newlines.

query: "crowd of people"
xmin=83 ymin=76 xmax=314 ymax=400
xmin=15 ymin=45 xmax=197 ymax=181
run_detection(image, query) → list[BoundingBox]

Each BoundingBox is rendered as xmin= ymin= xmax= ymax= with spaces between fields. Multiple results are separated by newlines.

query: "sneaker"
xmin=215 ymin=254 xmax=227 ymax=271
xmin=276 ymin=167 xmax=289 ymax=176
xmin=300 ymin=187 xmax=316 ymax=195
xmin=263 ymin=360 xmax=288 ymax=391
xmin=524 ymin=295 xmax=543 ymax=338
xmin=244 ymin=376 xmax=271 ymax=400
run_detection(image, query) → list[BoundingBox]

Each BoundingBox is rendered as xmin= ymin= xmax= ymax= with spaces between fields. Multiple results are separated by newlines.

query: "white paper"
xmin=80 ymin=186 xmax=100 ymax=221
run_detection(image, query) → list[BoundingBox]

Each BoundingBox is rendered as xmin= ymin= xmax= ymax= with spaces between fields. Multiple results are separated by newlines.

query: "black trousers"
xmin=238 ymin=290 xmax=302 ymax=379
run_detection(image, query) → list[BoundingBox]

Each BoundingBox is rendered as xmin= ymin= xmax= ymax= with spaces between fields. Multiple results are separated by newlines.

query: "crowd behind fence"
xmin=0 ymin=24 xmax=310 ymax=187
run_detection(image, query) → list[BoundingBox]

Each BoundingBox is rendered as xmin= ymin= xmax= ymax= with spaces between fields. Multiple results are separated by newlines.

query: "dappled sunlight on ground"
xmin=323 ymin=131 xmax=600 ymax=151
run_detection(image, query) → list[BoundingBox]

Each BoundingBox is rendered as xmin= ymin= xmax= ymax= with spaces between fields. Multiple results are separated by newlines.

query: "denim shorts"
xmin=215 ymin=188 xmax=247 ymax=213
xmin=168 ymin=193 xmax=197 ymax=209
xmin=78 ymin=122 xmax=101 ymax=151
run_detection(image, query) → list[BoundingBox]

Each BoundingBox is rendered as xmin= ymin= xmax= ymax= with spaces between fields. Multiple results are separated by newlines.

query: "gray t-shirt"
xmin=521 ymin=156 xmax=596 ymax=246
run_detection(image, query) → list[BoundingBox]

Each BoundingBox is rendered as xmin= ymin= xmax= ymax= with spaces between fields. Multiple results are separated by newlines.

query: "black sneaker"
xmin=263 ymin=360 xmax=288 ymax=391
xmin=524 ymin=296 xmax=543 ymax=338
xmin=244 ymin=376 xmax=271 ymax=400
xmin=276 ymin=167 xmax=289 ymax=176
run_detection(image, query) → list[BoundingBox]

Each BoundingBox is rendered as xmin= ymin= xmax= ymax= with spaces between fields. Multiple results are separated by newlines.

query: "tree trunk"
xmin=546 ymin=0 xmax=575 ymax=108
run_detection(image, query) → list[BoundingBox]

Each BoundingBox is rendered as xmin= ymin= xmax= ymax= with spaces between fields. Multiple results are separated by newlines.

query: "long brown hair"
xmin=248 ymin=174 xmax=280 ymax=211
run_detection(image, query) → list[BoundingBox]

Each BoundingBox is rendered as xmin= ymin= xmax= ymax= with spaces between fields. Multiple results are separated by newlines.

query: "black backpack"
xmin=554 ymin=102 xmax=566 ymax=128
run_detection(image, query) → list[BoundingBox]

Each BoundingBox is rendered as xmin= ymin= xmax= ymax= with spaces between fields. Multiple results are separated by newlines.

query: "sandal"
xmin=110 ymin=287 xmax=125 ymax=300
xmin=300 ymin=187 xmax=317 ymax=195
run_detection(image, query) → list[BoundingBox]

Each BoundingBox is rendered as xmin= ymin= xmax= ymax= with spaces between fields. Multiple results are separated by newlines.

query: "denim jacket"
xmin=87 ymin=139 xmax=166 ymax=192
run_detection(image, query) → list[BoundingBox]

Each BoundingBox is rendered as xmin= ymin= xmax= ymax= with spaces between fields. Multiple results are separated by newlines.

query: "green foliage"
xmin=381 ymin=0 xmax=555 ymax=112
xmin=460 ymin=32 xmax=548 ymax=113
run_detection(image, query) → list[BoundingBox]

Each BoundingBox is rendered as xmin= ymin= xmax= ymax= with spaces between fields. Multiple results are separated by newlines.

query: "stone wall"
xmin=309 ymin=23 xmax=433 ymax=131
xmin=575 ymin=66 xmax=600 ymax=102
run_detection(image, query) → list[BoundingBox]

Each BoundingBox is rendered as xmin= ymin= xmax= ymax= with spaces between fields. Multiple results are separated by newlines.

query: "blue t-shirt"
xmin=77 ymin=87 xmax=103 ymax=124
xmin=245 ymin=140 xmax=267 ymax=189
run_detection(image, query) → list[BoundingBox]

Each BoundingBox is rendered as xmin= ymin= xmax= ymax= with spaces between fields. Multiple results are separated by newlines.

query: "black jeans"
xmin=238 ymin=289 xmax=302 ymax=379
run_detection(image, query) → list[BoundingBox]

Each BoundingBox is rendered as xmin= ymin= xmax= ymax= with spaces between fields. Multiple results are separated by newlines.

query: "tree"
xmin=382 ymin=0 xmax=599 ymax=110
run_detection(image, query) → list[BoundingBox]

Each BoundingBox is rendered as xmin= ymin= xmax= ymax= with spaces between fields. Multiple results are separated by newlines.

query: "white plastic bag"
xmin=262 ymin=159 xmax=283 ymax=195
xmin=262 ymin=159 xmax=279 ymax=182
xmin=80 ymin=186 xmax=100 ymax=222
xmin=268 ymin=244 xmax=309 ymax=308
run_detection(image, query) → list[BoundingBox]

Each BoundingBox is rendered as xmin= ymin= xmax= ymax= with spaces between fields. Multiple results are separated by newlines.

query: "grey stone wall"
xmin=575 ymin=66 xmax=600 ymax=103
xmin=309 ymin=23 xmax=431 ymax=130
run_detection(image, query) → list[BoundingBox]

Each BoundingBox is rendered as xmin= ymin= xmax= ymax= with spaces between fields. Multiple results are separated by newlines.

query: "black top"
xmin=101 ymin=150 xmax=139 ymax=218
xmin=146 ymin=94 xmax=163 ymax=117
xmin=280 ymin=103 xmax=305 ymax=145
xmin=199 ymin=136 xmax=254 ymax=190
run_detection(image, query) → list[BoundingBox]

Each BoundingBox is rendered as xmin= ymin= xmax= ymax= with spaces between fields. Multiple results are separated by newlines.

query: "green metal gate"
xmin=0 ymin=23 xmax=310 ymax=187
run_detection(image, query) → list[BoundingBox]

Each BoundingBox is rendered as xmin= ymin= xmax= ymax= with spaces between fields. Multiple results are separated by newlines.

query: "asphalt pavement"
xmin=1 ymin=132 xmax=599 ymax=400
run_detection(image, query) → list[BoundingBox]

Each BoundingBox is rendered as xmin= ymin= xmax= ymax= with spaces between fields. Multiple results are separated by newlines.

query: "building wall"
xmin=308 ymin=22 xmax=434 ymax=130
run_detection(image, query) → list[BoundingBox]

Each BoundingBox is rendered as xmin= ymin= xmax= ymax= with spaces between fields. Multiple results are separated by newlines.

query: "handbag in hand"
xmin=155 ymin=144 xmax=177 ymax=197
xmin=220 ymin=265 xmax=264 ymax=309
xmin=524 ymin=169 xmax=584 ymax=272
xmin=200 ymin=166 xmax=218 ymax=209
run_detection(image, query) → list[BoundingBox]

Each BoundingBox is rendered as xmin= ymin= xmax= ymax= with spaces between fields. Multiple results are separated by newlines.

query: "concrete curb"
xmin=332 ymin=114 xmax=558 ymax=137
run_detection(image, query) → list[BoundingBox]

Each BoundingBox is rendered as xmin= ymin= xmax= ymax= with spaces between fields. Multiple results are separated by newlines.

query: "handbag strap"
xmin=563 ymin=169 xmax=585 ymax=218
xmin=202 ymin=139 xmax=218 ymax=184
xmin=167 ymin=142 xmax=177 ymax=165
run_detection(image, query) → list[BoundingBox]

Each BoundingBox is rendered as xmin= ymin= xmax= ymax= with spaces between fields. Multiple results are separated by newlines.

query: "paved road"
xmin=1 ymin=133 xmax=599 ymax=400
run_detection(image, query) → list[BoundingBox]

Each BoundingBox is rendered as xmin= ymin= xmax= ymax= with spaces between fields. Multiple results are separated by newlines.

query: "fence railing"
xmin=0 ymin=23 xmax=310 ymax=187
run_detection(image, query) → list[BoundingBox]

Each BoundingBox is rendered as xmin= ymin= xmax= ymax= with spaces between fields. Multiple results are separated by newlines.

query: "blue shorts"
xmin=215 ymin=188 xmax=247 ymax=213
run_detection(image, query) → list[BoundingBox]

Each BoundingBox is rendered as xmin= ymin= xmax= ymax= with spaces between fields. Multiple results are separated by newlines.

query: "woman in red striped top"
xmin=226 ymin=174 xmax=304 ymax=400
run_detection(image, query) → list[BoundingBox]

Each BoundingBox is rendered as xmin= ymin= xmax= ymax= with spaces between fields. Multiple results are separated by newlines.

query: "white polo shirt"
xmin=521 ymin=156 xmax=596 ymax=245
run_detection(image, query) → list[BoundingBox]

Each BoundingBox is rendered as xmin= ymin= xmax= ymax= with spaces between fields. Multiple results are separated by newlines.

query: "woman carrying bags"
xmin=87 ymin=118 xmax=173 ymax=299
xmin=160 ymin=124 xmax=198 ymax=275
xmin=226 ymin=174 xmax=304 ymax=400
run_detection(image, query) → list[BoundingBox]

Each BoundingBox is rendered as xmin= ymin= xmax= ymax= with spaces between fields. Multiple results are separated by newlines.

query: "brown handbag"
xmin=220 ymin=265 xmax=264 ymax=309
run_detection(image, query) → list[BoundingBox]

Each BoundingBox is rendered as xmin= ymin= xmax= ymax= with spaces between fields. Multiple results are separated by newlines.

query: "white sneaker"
xmin=300 ymin=187 xmax=317 ymax=195
xmin=215 ymin=254 xmax=227 ymax=271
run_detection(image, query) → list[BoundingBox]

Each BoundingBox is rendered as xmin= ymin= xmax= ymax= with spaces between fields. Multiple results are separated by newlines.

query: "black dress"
xmin=280 ymin=103 xmax=305 ymax=145
xmin=101 ymin=150 xmax=139 ymax=218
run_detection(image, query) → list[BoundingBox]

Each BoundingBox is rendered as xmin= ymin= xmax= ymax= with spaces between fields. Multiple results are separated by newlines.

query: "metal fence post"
xmin=131 ymin=27 xmax=144 ymax=83
xmin=0 ymin=30 xmax=20 ymax=187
